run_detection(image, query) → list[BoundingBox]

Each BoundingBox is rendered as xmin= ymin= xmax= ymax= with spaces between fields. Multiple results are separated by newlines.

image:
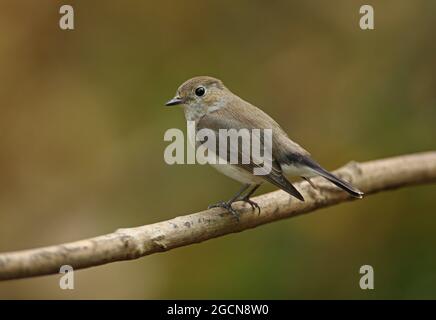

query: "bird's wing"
xmin=197 ymin=107 xmax=304 ymax=201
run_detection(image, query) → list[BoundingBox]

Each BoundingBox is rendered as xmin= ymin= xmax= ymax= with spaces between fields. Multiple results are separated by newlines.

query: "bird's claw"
xmin=208 ymin=201 xmax=240 ymax=220
xmin=238 ymin=197 xmax=261 ymax=215
xmin=303 ymin=177 xmax=318 ymax=190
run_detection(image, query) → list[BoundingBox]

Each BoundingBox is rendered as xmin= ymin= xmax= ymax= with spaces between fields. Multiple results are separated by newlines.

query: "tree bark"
xmin=0 ymin=151 xmax=435 ymax=281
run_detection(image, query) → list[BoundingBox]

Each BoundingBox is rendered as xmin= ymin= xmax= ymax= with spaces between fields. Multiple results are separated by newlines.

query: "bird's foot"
xmin=237 ymin=197 xmax=261 ymax=215
xmin=208 ymin=201 xmax=240 ymax=220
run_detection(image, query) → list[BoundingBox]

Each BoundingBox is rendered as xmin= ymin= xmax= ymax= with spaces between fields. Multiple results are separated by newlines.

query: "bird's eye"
xmin=195 ymin=86 xmax=206 ymax=97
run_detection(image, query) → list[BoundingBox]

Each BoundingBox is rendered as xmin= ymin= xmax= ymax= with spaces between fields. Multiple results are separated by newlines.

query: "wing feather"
xmin=197 ymin=107 xmax=304 ymax=201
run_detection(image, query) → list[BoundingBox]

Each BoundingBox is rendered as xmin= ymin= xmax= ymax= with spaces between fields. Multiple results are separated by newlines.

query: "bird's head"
xmin=165 ymin=76 xmax=229 ymax=120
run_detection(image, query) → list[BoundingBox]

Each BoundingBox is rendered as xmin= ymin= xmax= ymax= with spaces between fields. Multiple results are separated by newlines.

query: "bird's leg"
xmin=303 ymin=177 xmax=318 ymax=190
xmin=208 ymin=184 xmax=251 ymax=220
xmin=237 ymin=184 xmax=261 ymax=214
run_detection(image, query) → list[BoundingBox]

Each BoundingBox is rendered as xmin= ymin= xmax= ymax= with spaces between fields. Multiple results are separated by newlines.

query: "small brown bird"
xmin=166 ymin=76 xmax=363 ymax=218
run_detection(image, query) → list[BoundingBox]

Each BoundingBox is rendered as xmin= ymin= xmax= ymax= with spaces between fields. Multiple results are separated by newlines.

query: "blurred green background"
xmin=0 ymin=0 xmax=435 ymax=299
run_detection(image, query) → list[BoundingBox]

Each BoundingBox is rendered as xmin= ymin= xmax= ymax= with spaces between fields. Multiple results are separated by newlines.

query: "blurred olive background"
xmin=0 ymin=0 xmax=435 ymax=299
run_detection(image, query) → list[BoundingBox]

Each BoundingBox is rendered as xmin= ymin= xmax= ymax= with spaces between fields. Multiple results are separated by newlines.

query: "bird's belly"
xmin=210 ymin=162 xmax=263 ymax=184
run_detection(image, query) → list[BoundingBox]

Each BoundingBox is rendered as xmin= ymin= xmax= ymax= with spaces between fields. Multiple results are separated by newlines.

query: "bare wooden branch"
xmin=0 ymin=152 xmax=435 ymax=281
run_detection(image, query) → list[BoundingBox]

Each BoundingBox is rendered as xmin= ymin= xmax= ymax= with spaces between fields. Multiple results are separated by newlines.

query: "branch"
xmin=1 ymin=152 xmax=435 ymax=281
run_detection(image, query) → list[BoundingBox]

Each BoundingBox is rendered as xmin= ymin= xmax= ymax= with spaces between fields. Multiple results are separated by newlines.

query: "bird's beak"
xmin=165 ymin=96 xmax=184 ymax=106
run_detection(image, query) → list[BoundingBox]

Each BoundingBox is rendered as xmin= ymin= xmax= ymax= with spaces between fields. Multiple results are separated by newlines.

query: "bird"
xmin=165 ymin=76 xmax=363 ymax=218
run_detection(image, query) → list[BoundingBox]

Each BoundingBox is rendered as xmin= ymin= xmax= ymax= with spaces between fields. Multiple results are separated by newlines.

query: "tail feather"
xmin=312 ymin=166 xmax=364 ymax=198
xmin=292 ymin=155 xmax=364 ymax=199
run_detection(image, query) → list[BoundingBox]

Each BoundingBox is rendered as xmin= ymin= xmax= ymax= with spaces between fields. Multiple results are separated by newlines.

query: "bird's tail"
xmin=297 ymin=155 xmax=364 ymax=199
